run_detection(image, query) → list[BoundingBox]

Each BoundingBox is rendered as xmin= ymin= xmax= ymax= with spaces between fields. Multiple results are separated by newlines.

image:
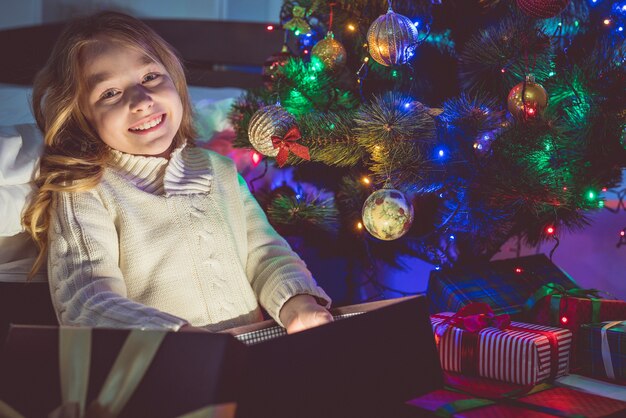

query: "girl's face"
xmin=80 ymin=40 xmax=183 ymax=157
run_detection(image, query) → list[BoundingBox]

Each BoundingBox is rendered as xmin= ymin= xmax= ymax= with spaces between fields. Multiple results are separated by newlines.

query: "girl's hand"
xmin=279 ymin=294 xmax=333 ymax=334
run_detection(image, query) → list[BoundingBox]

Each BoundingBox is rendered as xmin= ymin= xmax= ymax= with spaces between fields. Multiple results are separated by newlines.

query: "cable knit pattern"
xmin=48 ymin=145 xmax=330 ymax=331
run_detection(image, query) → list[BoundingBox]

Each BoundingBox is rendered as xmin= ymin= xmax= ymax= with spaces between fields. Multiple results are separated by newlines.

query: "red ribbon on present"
xmin=437 ymin=302 xmax=511 ymax=334
xmin=271 ymin=126 xmax=310 ymax=167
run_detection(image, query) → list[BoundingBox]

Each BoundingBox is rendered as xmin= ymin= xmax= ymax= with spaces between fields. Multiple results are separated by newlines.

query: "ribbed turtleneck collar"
xmin=108 ymin=144 xmax=213 ymax=196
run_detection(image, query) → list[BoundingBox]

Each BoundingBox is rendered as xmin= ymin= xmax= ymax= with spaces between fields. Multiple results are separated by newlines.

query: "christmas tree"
xmin=229 ymin=0 xmax=626 ymax=302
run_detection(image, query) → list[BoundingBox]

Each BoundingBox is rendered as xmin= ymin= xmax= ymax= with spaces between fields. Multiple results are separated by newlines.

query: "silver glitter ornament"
xmin=248 ymin=105 xmax=296 ymax=157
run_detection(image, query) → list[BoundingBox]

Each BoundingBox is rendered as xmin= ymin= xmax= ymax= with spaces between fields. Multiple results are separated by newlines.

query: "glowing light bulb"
xmin=251 ymin=151 xmax=262 ymax=166
xmin=604 ymin=19 xmax=611 ymax=25
xmin=515 ymin=267 xmax=523 ymax=274
xmin=561 ymin=316 xmax=568 ymax=324
xmin=357 ymin=222 xmax=363 ymax=230
xmin=347 ymin=24 xmax=356 ymax=31
xmin=362 ymin=176 xmax=371 ymax=185
xmin=620 ymin=230 xmax=625 ymax=237
xmin=438 ymin=149 xmax=445 ymax=158
xmin=546 ymin=226 xmax=555 ymax=235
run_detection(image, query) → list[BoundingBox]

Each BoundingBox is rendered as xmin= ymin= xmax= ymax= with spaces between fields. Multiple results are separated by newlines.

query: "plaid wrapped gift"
xmin=407 ymin=372 xmax=626 ymax=418
xmin=579 ymin=321 xmax=626 ymax=383
xmin=532 ymin=293 xmax=626 ymax=332
xmin=427 ymin=254 xmax=577 ymax=317
xmin=432 ymin=312 xmax=572 ymax=385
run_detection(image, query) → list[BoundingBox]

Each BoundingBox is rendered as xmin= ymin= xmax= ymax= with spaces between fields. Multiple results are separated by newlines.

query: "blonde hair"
xmin=23 ymin=11 xmax=198 ymax=278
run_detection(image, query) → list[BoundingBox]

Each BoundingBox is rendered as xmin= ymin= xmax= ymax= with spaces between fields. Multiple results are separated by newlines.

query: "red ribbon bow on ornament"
xmin=271 ymin=126 xmax=311 ymax=167
xmin=438 ymin=302 xmax=511 ymax=335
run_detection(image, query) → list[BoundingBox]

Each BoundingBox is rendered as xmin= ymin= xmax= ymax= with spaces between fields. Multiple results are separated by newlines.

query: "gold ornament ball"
xmin=507 ymin=75 xmax=548 ymax=119
xmin=248 ymin=105 xmax=295 ymax=157
xmin=367 ymin=8 xmax=419 ymax=67
xmin=311 ymin=32 xmax=346 ymax=70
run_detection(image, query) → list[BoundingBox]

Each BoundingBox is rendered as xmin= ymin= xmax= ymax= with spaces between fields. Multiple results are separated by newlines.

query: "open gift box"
xmin=0 ymin=296 xmax=443 ymax=418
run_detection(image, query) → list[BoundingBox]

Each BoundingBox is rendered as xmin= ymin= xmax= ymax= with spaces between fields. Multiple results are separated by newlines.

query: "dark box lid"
xmin=0 ymin=296 xmax=442 ymax=418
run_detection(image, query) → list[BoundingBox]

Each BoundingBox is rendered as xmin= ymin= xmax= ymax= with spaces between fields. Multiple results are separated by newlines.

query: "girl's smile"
xmin=129 ymin=113 xmax=166 ymax=133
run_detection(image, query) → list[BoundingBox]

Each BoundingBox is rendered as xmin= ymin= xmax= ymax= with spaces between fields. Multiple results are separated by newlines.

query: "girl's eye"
xmin=100 ymin=90 xmax=119 ymax=100
xmin=143 ymin=73 xmax=161 ymax=83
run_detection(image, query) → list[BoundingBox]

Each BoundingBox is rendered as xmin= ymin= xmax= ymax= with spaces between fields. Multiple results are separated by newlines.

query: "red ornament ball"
xmin=516 ymin=0 xmax=570 ymax=19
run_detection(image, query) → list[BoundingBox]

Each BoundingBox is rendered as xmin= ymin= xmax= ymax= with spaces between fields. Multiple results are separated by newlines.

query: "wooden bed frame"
xmin=0 ymin=19 xmax=284 ymax=89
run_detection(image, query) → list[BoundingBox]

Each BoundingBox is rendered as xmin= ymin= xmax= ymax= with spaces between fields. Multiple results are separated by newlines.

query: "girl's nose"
xmin=129 ymin=85 xmax=154 ymax=112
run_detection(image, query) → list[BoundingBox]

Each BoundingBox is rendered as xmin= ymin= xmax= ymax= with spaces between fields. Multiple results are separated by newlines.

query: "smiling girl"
xmin=22 ymin=11 xmax=332 ymax=333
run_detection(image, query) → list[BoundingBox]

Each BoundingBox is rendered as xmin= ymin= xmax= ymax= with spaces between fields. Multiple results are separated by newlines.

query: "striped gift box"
xmin=431 ymin=312 xmax=572 ymax=385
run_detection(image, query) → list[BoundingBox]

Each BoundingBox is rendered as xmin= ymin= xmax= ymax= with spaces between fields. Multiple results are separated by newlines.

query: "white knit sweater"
xmin=47 ymin=145 xmax=330 ymax=331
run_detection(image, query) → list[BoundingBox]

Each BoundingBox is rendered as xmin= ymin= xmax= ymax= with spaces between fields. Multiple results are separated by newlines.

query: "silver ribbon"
xmin=601 ymin=321 xmax=623 ymax=380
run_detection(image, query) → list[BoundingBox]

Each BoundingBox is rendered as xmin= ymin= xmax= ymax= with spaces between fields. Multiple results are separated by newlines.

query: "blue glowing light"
xmin=438 ymin=149 xmax=445 ymax=158
xmin=449 ymin=235 xmax=455 ymax=241
xmin=435 ymin=265 xmax=441 ymax=270
xmin=404 ymin=103 xmax=411 ymax=109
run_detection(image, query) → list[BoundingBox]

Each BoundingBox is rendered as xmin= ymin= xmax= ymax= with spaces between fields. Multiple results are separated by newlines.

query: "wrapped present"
xmin=407 ymin=372 xmax=626 ymax=418
xmin=431 ymin=303 xmax=572 ymax=385
xmin=578 ymin=321 xmax=626 ymax=383
xmin=524 ymin=283 xmax=626 ymax=368
xmin=526 ymin=283 xmax=626 ymax=331
xmin=0 ymin=296 xmax=443 ymax=418
xmin=427 ymin=254 xmax=577 ymax=317
xmin=0 ymin=327 xmax=242 ymax=418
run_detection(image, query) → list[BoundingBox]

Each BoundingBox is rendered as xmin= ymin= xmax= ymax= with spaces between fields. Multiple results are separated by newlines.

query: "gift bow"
xmin=0 ymin=328 xmax=236 ymax=418
xmin=271 ymin=126 xmax=310 ymax=167
xmin=436 ymin=303 xmax=511 ymax=337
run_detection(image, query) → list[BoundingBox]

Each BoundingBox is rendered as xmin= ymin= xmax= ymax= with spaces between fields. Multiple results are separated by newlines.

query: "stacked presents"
xmin=409 ymin=254 xmax=626 ymax=417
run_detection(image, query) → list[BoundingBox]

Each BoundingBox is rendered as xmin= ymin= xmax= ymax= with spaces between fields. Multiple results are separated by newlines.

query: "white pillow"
xmin=0 ymin=184 xmax=34 ymax=236
xmin=0 ymin=124 xmax=42 ymax=238
xmin=0 ymin=123 xmax=43 ymax=186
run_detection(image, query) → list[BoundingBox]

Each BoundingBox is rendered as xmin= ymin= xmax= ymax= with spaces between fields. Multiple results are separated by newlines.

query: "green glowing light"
xmin=587 ymin=191 xmax=596 ymax=200
xmin=548 ymin=71 xmax=556 ymax=77
xmin=295 ymin=30 xmax=301 ymax=36
xmin=598 ymin=200 xmax=605 ymax=208
xmin=391 ymin=70 xmax=398 ymax=78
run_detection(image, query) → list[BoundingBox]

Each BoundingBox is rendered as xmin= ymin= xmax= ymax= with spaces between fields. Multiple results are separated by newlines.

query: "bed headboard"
xmin=0 ymin=19 xmax=284 ymax=89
